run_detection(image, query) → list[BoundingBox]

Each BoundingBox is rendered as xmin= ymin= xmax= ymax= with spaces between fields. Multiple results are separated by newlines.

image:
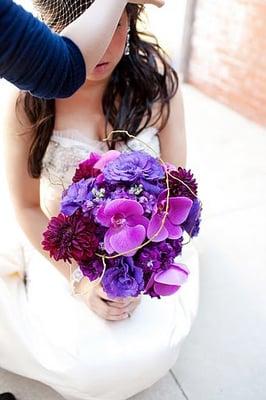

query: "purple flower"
xmin=182 ymin=199 xmax=202 ymax=237
xmin=139 ymin=192 xmax=157 ymax=215
xmin=136 ymin=246 xmax=161 ymax=273
xmin=169 ymin=237 xmax=183 ymax=257
xmin=147 ymin=190 xmax=193 ymax=242
xmin=79 ymin=258 xmax=104 ymax=281
xmin=103 ymin=151 xmax=165 ymax=184
xmin=94 ymin=150 xmax=121 ymax=170
xmin=169 ymin=167 xmax=198 ymax=201
xmin=61 ymin=179 xmax=94 ymax=216
xmin=97 ymin=199 xmax=149 ymax=256
xmin=42 ymin=213 xmax=99 ymax=263
xmin=73 ymin=152 xmax=101 ymax=182
xmin=136 ymin=241 xmax=179 ymax=273
xmin=110 ymin=186 xmax=136 ymax=201
xmin=144 ymin=263 xmax=190 ymax=297
xmin=102 ymin=257 xmax=144 ymax=298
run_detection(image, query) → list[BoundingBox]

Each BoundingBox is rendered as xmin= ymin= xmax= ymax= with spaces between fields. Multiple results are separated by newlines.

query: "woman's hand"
xmin=80 ymin=278 xmax=142 ymax=321
xmin=129 ymin=0 xmax=165 ymax=7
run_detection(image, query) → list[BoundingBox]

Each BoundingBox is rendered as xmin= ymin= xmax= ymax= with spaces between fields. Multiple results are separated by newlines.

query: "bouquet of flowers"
xmin=42 ymin=149 xmax=202 ymax=299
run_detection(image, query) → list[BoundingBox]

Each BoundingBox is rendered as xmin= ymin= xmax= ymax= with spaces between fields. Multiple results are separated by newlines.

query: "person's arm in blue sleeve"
xmin=0 ymin=0 xmax=164 ymax=99
xmin=0 ymin=0 xmax=86 ymax=98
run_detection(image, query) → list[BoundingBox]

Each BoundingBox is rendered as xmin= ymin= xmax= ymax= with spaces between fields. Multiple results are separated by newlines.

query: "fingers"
xmin=84 ymin=283 xmax=142 ymax=321
xmin=89 ymin=295 xmax=130 ymax=321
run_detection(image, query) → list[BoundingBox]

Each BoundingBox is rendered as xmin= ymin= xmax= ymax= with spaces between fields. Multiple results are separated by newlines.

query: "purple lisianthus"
xmin=61 ymin=178 xmax=94 ymax=216
xmin=42 ymin=213 xmax=99 ymax=263
xmin=144 ymin=263 xmax=190 ymax=298
xmin=102 ymin=257 xmax=144 ymax=298
xmin=182 ymin=199 xmax=202 ymax=237
xmin=79 ymin=258 xmax=104 ymax=281
xmin=96 ymin=199 xmax=149 ymax=256
xmin=73 ymin=152 xmax=101 ymax=182
xmin=147 ymin=190 xmax=193 ymax=242
xmin=102 ymin=151 xmax=165 ymax=184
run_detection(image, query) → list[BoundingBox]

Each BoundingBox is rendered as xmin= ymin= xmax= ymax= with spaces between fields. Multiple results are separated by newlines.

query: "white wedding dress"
xmin=0 ymin=126 xmax=199 ymax=400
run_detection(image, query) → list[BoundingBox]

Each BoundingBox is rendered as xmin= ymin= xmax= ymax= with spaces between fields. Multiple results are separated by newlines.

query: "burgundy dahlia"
xmin=72 ymin=152 xmax=101 ymax=183
xmin=169 ymin=167 xmax=198 ymax=200
xmin=42 ymin=213 xmax=99 ymax=263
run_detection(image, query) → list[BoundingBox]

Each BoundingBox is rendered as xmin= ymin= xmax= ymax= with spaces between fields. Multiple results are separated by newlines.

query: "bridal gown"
xmin=0 ymin=126 xmax=199 ymax=400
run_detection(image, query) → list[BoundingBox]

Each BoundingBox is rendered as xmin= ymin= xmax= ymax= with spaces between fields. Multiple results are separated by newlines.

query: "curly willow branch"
xmin=71 ymin=129 xmax=199 ymax=297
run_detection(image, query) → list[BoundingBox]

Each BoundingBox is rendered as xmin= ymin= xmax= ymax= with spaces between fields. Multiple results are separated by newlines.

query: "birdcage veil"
xmin=33 ymin=0 xmax=95 ymax=32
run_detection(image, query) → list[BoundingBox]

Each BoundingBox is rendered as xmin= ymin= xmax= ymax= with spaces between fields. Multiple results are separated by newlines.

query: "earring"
xmin=124 ymin=28 xmax=131 ymax=56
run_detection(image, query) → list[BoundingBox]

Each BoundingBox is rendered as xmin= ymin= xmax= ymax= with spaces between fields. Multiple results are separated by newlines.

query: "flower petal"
xmin=96 ymin=204 xmax=111 ymax=227
xmin=164 ymin=218 xmax=183 ymax=239
xmin=154 ymin=282 xmax=180 ymax=296
xmin=147 ymin=213 xmax=168 ymax=242
xmin=168 ymin=197 xmax=193 ymax=225
xmin=104 ymin=228 xmax=115 ymax=254
xmin=94 ymin=150 xmax=121 ymax=170
xmin=127 ymin=215 xmax=149 ymax=230
xmin=110 ymin=225 xmax=146 ymax=255
xmin=155 ymin=264 xmax=189 ymax=286
xmin=104 ymin=199 xmax=144 ymax=219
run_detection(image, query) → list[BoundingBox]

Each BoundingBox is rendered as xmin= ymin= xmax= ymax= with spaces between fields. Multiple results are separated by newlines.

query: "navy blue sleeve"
xmin=0 ymin=0 xmax=86 ymax=98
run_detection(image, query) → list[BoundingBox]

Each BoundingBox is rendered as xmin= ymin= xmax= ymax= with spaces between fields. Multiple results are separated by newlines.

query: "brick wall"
xmin=187 ymin=0 xmax=266 ymax=126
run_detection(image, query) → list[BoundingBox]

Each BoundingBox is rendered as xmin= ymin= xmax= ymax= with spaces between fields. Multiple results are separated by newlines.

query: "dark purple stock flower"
xmin=102 ymin=257 xmax=144 ymax=298
xmin=136 ymin=240 xmax=182 ymax=273
xmin=79 ymin=258 xmax=104 ymax=281
xmin=42 ymin=213 xmax=99 ymax=263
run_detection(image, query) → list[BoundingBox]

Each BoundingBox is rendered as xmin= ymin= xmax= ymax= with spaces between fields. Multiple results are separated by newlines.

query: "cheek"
xmin=108 ymin=30 xmax=128 ymax=62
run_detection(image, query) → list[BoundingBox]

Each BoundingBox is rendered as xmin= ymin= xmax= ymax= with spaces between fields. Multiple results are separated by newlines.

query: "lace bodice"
xmin=40 ymin=127 xmax=160 ymax=217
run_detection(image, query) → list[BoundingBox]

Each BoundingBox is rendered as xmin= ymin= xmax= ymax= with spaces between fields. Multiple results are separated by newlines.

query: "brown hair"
xmin=17 ymin=4 xmax=179 ymax=178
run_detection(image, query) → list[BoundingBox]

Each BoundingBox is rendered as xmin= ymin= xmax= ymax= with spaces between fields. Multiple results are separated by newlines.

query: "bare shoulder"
xmin=2 ymin=85 xmax=31 ymax=139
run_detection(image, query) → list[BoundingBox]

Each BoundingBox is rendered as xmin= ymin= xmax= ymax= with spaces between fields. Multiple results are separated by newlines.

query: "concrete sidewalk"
xmin=0 ymin=84 xmax=265 ymax=399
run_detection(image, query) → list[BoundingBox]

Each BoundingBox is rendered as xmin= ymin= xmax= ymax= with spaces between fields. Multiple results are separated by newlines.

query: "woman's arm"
xmin=2 ymin=87 xmax=71 ymax=280
xmin=2 ymin=87 xmax=139 ymax=320
xmin=0 ymin=0 xmax=164 ymax=99
xmin=158 ymin=85 xmax=187 ymax=168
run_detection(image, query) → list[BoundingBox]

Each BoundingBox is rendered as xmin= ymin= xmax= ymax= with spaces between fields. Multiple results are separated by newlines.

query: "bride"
xmin=0 ymin=2 xmax=199 ymax=399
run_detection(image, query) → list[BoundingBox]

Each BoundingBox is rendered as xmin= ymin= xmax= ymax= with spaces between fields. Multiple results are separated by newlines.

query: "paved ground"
xmin=0 ymin=83 xmax=265 ymax=399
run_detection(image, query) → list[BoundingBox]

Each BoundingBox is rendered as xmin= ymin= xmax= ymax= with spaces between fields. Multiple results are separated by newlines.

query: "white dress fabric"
xmin=0 ymin=127 xmax=199 ymax=400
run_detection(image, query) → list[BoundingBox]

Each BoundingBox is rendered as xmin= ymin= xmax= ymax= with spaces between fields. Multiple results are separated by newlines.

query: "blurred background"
xmin=0 ymin=0 xmax=266 ymax=399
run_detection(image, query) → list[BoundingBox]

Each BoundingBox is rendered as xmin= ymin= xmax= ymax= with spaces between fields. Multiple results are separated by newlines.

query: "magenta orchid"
xmin=144 ymin=263 xmax=190 ymax=297
xmin=97 ymin=199 xmax=149 ymax=256
xmin=147 ymin=190 xmax=193 ymax=242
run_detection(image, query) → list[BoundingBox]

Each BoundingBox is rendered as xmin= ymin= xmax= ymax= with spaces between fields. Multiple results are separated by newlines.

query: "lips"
xmin=96 ymin=62 xmax=109 ymax=67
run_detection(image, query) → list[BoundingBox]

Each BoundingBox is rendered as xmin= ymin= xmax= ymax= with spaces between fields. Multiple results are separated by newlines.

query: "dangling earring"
xmin=124 ymin=28 xmax=131 ymax=56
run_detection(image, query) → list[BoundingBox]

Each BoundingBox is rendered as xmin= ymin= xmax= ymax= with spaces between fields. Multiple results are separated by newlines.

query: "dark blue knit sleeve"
xmin=0 ymin=0 xmax=86 ymax=98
